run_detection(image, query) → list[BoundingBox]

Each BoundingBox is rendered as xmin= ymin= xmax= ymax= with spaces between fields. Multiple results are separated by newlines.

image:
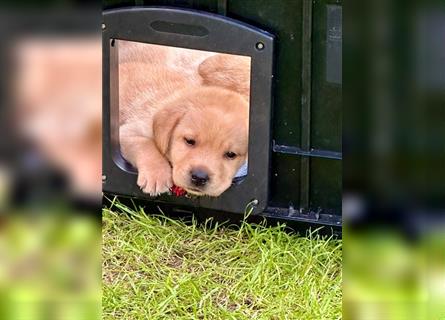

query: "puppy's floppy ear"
xmin=153 ymin=104 xmax=185 ymax=155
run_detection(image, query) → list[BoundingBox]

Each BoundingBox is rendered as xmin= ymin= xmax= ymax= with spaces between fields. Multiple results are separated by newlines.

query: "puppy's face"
xmin=157 ymin=89 xmax=248 ymax=197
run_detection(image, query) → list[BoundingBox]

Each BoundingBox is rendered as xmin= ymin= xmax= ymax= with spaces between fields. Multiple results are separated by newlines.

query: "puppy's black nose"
xmin=190 ymin=169 xmax=209 ymax=187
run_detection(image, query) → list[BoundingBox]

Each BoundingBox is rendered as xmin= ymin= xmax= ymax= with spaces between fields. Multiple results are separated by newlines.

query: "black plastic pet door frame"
xmin=102 ymin=7 xmax=274 ymax=214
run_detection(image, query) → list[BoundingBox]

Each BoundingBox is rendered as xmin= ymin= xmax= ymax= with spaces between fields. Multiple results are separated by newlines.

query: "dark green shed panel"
xmin=103 ymin=0 xmax=342 ymax=219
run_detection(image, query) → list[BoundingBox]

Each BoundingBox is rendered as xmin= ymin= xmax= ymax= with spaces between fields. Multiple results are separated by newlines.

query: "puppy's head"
xmin=153 ymin=87 xmax=248 ymax=197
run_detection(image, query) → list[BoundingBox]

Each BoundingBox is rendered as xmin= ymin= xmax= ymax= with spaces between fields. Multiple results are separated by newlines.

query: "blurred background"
xmin=0 ymin=2 xmax=101 ymax=320
xmin=344 ymin=0 xmax=445 ymax=318
xmin=0 ymin=0 xmax=443 ymax=319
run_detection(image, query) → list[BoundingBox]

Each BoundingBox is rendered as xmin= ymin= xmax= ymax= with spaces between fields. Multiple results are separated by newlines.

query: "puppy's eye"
xmin=184 ymin=137 xmax=196 ymax=146
xmin=225 ymin=151 xmax=237 ymax=159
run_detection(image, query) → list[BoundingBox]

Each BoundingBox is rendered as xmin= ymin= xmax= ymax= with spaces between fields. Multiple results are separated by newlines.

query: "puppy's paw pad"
xmin=137 ymin=167 xmax=172 ymax=196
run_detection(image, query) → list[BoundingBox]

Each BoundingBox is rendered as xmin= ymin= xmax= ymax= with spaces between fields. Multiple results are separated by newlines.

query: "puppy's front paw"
xmin=137 ymin=163 xmax=173 ymax=196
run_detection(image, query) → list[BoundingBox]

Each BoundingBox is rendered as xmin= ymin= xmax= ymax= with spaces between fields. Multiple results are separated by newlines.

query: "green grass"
xmin=102 ymin=199 xmax=342 ymax=320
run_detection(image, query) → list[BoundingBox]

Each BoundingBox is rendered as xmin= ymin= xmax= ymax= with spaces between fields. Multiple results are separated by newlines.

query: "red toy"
xmin=170 ymin=185 xmax=187 ymax=197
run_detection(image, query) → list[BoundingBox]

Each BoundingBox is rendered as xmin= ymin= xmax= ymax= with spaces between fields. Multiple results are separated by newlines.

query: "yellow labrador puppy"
xmin=118 ymin=41 xmax=250 ymax=196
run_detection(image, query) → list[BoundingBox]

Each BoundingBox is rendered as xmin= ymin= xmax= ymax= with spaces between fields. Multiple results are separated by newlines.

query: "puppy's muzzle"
xmin=190 ymin=168 xmax=210 ymax=187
